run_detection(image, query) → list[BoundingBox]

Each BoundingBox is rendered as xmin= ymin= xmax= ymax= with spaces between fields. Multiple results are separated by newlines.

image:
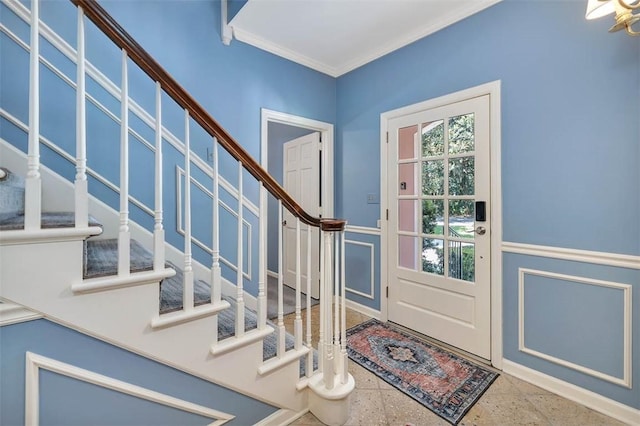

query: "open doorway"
xmin=260 ymin=109 xmax=334 ymax=309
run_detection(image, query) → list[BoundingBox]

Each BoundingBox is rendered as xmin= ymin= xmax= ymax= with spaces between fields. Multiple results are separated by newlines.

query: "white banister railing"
xmin=24 ymin=0 xmax=41 ymax=230
xmin=183 ymin=111 xmax=194 ymax=311
xmin=8 ymin=0 xmax=356 ymax=420
xmin=117 ymin=49 xmax=130 ymax=276
xmin=74 ymin=6 xmax=88 ymax=228
xmin=153 ymin=82 xmax=165 ymax=271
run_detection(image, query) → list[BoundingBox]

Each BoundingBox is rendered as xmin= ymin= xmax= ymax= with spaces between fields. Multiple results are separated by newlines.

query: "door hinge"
xmin=386 ymin=209 xmax=389 ymax=220
xmin=386 ymin=286 xmax=389 ymax=298
xmin=386 ymin=132 xmax=389 ymax=143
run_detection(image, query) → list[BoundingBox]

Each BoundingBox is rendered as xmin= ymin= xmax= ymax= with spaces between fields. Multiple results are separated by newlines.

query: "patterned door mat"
xmin=347 ymin=319 xmax=498 ymax=425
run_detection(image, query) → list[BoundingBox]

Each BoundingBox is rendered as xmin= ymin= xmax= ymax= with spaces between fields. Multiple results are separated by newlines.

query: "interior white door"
xmin=387 ymin=95 xmax=491 ymax=359
xmin=283 ymin=132 xmax=320 ymax=299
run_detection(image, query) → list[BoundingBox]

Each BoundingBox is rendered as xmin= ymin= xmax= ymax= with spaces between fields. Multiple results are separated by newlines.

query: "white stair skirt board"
xmin=0 ymin=141 xmax=306 ymax=412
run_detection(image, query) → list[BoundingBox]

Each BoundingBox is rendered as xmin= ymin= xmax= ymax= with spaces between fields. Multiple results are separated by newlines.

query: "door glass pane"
xmin=449 ymin=200 xmax=474 ymax=239
xmin=398 ymin=125 xmax=417 ymax=160
xmin=421 ymin=120 xmax=444 ymax=157
xmin=449 ymin=241 xmax=475 ymax=282
xmin=422 ymin=160 xmax=444 ymax=195
xmin=448 ymin=113 xmax=474 ymax=154
xmin=448 ymin=156 xmax=474 ymax=196
xmin=422 ymin=199 xmax=444 ymax=235
xmin=399 ymin=235 xmax=418 ymax=270
xmin=422 ymin=238 xmax=444 ymax=275
xmin=398 ymin=199 xmax=417 ymax=232
xmin=398 ymin=163 xmax=417 ymax=196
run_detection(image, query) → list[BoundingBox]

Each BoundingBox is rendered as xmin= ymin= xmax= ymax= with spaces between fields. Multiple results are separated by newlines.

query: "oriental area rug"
xmin=347 ymin=319 xmax=498 ymax=425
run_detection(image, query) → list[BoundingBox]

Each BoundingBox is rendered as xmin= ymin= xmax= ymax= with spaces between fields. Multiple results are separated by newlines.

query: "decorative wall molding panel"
xmin=24 ymin=352 xmax=234 ymax=425
xmin=344 ymin=239 xmax=375 ymax=300
xmin=518 ymin=268 xmax=632 ymax=388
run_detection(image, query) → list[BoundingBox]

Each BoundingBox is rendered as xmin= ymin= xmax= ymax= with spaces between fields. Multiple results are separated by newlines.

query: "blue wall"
xmin=336 ymin=0 xmax=639 ymax=409
xmin=0 ymin=319 xmax=276 ymax=425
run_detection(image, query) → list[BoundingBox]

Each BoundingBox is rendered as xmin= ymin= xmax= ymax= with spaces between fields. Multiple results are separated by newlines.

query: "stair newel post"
xmin=308 ymin=220 xmax=354 ymax=426
xmin=340 ymin=229 xmax=349 ymax=384
xmin=183 ymin=110 xmax=194 ymax=310
xmin=74 ymin=6 xmax=88 ymax=229
xmin=211 ymin=137 xmax=221 ymax=305
xmin=294 ymin=217 xmax=302 ymax=350
xmin=153 ymin=82 xmax=165 ymax=271
xmin=235 ymin=161 xmax=245 ymax=337
xmin=276 ymin=200 xmax=285 ymax=356
xmin=257 ymin=182 xmax=267 ymax=329
xmin=322 ymin=229 xmax=335 ymax=390
xmin=117 ymin=49 xmax=130 ymax=276
xmin=305 ymin=221 xmax=314 ymax=377
xmin=25 ymin=0 xmax=41 ymax=230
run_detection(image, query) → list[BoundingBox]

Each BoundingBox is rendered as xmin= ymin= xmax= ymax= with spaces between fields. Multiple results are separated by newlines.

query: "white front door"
xmin=387 ymin=95 xmax=491 ymax=359
xmin=283 ymin=132 xmax=321 ymax=299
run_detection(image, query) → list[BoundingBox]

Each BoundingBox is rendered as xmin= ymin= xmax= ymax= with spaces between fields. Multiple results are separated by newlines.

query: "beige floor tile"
xmin=289 ymin=412 xmax=325 ymax=425
xmin=524 ymin=394 xmax=627 ymax=426
xmin=349 ymin=362 xmax=379 ymax=389
xmin=505 ymin=374 xmax=548 ymax=395
xmin=379 ymin=389 xmax=450 ymax=426
xmin=344 ymin=389 xmax=388 ymax=426
xmin=463 ymin=393 xmax=551 ymax=426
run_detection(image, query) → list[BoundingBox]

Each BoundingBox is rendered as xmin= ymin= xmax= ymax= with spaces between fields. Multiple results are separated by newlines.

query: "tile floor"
xmin=282 ymin=307 xmax=626 ymax=426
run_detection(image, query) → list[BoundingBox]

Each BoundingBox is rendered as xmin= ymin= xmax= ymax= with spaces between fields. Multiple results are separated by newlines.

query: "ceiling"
xmin=228 ymin=0 xmax=502 ymax=77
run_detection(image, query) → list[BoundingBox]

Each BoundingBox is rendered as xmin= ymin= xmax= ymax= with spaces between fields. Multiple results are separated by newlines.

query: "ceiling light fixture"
xmin=586 ymin=0 xmax=640 ymax=35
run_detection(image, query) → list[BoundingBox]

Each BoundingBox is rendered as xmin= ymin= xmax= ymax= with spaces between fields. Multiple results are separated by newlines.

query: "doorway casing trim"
xmin=379 ymin=81 xmax=503 ymax=369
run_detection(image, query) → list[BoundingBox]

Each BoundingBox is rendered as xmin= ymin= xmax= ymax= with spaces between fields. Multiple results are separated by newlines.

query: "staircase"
xmin=0 ymin=0 xmax=354 ymax=424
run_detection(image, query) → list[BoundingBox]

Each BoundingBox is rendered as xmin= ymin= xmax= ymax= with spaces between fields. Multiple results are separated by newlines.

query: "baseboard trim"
xmin=502 ymin=359 xmax=640 ymax=425
xmin=345 ymin=299 xmax=381 ymax=321
xmin=254 ymin=408 xmax=308 ymax=426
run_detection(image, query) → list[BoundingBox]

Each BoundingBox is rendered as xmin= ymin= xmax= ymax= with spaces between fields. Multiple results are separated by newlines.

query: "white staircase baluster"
xmin=276 ymin=201 xmax=285 ymax=356
xmin=153 ymin=82 xmax=165 ymax=271
xmin=211 ymin=137 xmax=221 ymax=304
xmin=257 ymin=183 xmax=267 ymax=329
xmin=340 ymin=231 xmax=348 ymax=384
xmin=334 ymin=231 xmax=340 ymax=370
xmin=25 ymin=0 xmax=41 ymax=230
xmin=305 ymin=222 xmax=313 ymax=377
xmin=117 ymin=50 xmax=130 ymax=276
xmin=235 ymin=162 xmax=245 ymax=337
xmin=210 ymin=137 xmax=221 ymax=344
xmin=318 ymin=229 xmax=324 ymax=373
xmin=74 ymin=6 xmax=88 ymax=229
xmin=183 ymin=111 xmax=194 ymax=310
xmin=294 ymin=218 xmax=302 ymax=350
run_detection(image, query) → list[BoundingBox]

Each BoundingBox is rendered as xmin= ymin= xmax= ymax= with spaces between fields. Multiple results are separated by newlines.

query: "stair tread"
xmin=0 ymin=212 xmax=102 ymax=231
xmin=84 ymin=238 xmax=153 ymax=278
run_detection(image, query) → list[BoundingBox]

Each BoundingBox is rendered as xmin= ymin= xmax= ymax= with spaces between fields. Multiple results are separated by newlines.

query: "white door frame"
xmin=260 ymin=108 xmax=335 ymax=286
xmin=379 ymin=81 xmax=503 ymax=369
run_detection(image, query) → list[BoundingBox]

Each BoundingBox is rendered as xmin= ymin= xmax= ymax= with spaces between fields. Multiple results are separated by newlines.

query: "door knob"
xmin=282 ymin=220 xmax=287 ymax=226
xmin=475 ymin=226 xmax=486 ymax=235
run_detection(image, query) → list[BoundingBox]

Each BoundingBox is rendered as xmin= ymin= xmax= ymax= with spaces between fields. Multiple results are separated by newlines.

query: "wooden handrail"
xmin=71 ymin=0 xmax=345 ymax=232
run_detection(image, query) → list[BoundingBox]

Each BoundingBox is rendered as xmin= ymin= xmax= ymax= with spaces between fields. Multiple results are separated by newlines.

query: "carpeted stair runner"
xmin=1 ymin=167 xmax=315 ymax=375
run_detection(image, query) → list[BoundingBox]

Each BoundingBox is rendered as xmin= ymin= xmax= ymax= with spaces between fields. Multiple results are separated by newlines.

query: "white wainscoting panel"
xmin=24 ymin=352 xmax=234 ymax=425
xmin=518 ymin=268 xmax=632 ymax=388
xmin=344 ymin=239 xmax=375 ymax=300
